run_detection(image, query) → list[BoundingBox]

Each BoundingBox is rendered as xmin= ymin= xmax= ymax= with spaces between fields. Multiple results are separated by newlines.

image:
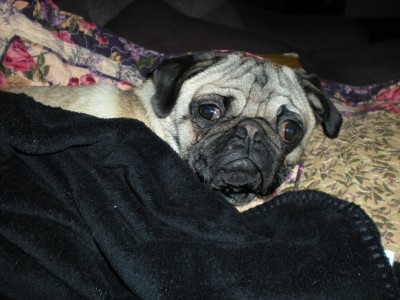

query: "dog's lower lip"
xmin=223 ymin=187 xmax=245 ymax=193
xmin=222 ymin=192 xmax=255 ymax=206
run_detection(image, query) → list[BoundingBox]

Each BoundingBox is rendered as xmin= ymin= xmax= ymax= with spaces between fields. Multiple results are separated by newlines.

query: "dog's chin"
xmin=189 ymin=155 xmax=287 ymax=206
xmin=198 ymin=163 xmax=286 ymax=206
xmin=221 ymin=192 xmax=256 ymax=206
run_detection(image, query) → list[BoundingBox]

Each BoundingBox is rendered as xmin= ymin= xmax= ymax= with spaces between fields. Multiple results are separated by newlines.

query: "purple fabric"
xmin=15 ymin=0 xmax=170 ymax=78
xmin=321 ymin=79 xmax=400 ymax=115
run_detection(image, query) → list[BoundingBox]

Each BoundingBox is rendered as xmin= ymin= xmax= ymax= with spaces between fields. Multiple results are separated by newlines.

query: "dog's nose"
xmin=235 ymin=120 xmax=265 ymax=143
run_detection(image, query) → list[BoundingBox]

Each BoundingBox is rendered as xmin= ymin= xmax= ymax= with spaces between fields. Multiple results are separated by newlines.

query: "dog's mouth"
xmin=210 ymin=158 xmax=263 ymax=194
xmin=210 ymin=157 xmax=282 ymax=205
xmin=221 ymin=191 xmax=256 ymax=206
xmin=192 ymin=155 xmax=286 ymax=206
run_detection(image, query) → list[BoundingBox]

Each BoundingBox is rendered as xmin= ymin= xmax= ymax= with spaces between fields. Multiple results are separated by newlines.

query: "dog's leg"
xmin=2 ymin=83 xmax=148 ymax=122
xmin=3 ymin=83 xmax=123 ymax=118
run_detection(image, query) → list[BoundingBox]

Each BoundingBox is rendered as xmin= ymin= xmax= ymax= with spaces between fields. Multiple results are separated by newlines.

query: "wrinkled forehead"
xmin=182 ymin=54 xmax=311 ymax=122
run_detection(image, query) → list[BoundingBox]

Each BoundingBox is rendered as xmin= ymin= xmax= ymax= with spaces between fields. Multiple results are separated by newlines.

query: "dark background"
xmin=244 ymin=0 xmax=400 ymax=43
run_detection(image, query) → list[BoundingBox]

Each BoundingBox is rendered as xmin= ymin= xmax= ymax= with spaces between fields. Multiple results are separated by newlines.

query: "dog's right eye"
xmin=198 ymin=104 xmax=222 ymax=121
xmin=279 ymin=121 xmax=303 ymax=144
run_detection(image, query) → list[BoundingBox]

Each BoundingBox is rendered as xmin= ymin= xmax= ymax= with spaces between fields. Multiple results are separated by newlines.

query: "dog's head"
xmin=146 ymin=52 xmax=342 ymax=206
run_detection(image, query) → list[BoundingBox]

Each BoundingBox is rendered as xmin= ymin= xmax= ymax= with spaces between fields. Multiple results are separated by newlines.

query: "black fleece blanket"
xmin=0 ymin=91 xmax=398 ymax=299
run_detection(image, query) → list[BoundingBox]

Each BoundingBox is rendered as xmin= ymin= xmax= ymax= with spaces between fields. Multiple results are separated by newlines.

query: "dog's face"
xmin=147 ymin=52 xmax=342 ymax=205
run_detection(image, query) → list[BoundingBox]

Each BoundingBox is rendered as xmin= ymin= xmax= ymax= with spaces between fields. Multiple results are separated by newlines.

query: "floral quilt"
xmin=1 ymin=0 xmax=400 ymax=261
xmin=0 ymin=0 xmax=169 ymax=89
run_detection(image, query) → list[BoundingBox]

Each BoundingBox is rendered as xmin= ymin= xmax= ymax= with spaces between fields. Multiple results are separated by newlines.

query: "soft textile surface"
xmin=303 ymin=113 xmax=399 ymax=251
xmin=1 ymin=90 xmax=399 ymax=299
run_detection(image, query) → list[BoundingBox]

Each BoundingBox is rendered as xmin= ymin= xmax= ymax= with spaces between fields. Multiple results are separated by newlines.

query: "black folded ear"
xmin=296 ymin=70 xmax=343 ymax=138
xmin=150 ymin=53 xmax=221 ymax=118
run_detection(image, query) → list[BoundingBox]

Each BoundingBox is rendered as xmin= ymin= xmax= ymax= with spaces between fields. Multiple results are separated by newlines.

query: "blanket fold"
xmin=0 ymin=91 xmax=398 ymax=299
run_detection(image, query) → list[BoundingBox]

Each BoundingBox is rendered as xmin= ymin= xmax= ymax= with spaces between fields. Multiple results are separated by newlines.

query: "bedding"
xmin=0 ymin=1 xmax=400 ymax=296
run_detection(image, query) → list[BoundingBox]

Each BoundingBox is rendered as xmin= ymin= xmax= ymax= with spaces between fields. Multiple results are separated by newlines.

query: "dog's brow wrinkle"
xmin=238 ymin=59 xmax=248 ymax=70
xmin=224 ymin=59 xmax=254 ymax=81
xmin=255 ymin=73 xmax=268 ymax=86
xmin=249 ymin=76 xmax=257 ymax=101
xmin=255 ymin=100 xmax=267 ymax=118
xmin=215 ymin=86 xmax=245 ymax=99
xmin=276 ymin=68 xmax=285 ymax=88
xmin=177 ymin=116 xmax=190 ymax=125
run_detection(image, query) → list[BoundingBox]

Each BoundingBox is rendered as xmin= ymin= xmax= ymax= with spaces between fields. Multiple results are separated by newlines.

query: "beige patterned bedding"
xmin=297 ymin=111 xmax=399 ymax=258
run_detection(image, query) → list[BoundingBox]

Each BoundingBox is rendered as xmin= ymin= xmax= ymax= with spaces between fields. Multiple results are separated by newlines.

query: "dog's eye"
xmin=279 ymin=121 xmax=302 ymax=144
xmin=198 ymin=104 xmax=222 ymax=121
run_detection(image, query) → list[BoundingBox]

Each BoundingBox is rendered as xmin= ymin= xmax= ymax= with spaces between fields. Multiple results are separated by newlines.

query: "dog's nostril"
xmin=235 ymin=126 xmax=248 ymax=139
xmin=235 ymin=120 xmax=264 ymax=143
xmin=253 ymin=131 xmax=263 ymax=143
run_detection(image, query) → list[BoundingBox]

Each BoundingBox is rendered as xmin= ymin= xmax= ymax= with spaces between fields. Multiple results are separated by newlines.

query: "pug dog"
xmin=3 ymin=51 xmax=342 ymax=206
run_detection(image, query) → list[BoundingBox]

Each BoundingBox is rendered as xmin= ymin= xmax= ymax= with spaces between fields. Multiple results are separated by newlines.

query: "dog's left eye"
xmin=198 ymin=104 xmax=222 ymax=121
xmin=279 ymin=121 xmax=302 ymax=144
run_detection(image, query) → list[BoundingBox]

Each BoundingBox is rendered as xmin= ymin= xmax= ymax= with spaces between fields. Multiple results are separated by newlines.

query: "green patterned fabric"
xmin=302 ymin=111 xmax=399 ymax=258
